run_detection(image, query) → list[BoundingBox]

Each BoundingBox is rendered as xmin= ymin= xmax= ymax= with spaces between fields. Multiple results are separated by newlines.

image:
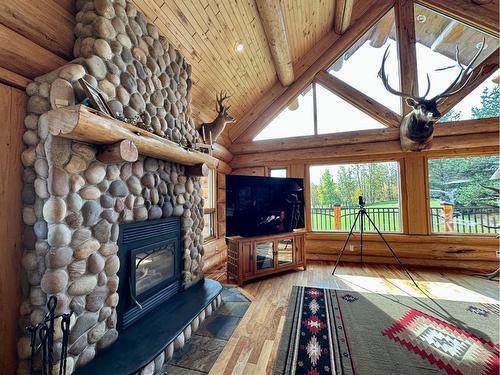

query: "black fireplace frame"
xmin=116 ymin=217 xmax=182 ymax=331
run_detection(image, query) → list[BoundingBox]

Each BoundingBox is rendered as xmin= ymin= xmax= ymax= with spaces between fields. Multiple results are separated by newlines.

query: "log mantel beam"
xmin=255 ymin=0 xmax=294 ymax=86
xmin=48 ymin=105 xmax=221 ymax=169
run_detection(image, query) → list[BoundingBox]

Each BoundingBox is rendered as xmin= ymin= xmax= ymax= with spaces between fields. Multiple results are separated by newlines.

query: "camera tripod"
xmin=332 ymin=196 xmax=418 ymax=288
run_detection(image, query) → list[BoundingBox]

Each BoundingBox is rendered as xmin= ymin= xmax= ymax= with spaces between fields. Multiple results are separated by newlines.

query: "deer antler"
xmin=215 ymin=91 xmax=230 ymax=113
xmin=378 ymin=47 xmax=430 ymax=101
xmin=431 ymin=38 xmax=486 ymax=101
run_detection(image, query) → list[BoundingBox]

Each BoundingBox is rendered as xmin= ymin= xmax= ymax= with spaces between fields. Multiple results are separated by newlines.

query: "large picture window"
xmin=428 ymin=155 xmax=500 ymax=234
xmin=201 ymin=170 xmax=215 ymax=240
xmin=310 ymin=161 xmax=401 ymax=232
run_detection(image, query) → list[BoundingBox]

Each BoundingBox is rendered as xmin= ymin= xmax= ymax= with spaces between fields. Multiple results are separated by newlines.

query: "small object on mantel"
xmin=185 ymin=163 xmax=209 ymax=177
xmin=97 ymin=140 xmax=139 ymax=164
xmin=196 ymin=142 xmax=213 ymax=156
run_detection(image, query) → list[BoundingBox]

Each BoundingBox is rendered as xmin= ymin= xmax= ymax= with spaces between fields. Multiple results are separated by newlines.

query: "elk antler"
xmin=431 ymin=38 xmax=486 ymax=101
xmin=378 ymin=47 xmax=430 ymax=101
xmin=215 ymin=91 xmax=230 ymax=113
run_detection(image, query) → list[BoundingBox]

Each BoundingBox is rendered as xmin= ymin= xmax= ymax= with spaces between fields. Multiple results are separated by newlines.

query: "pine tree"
xmin=317 ymin=169 xmax=339 ymax=207
xmin=471 ymin=85 xmax=500 ymax=119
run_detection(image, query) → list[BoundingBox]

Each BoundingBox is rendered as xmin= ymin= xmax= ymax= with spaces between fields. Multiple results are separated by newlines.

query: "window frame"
xmin=268 ymin=166 xmax=288 ymax=178
xmin=308 ymin=159 xmax=403 ymax=234
xmin=202 ymin=169 xmax=216 ymax=242
xmin=426 ymin=153 xmax=500 ymax=236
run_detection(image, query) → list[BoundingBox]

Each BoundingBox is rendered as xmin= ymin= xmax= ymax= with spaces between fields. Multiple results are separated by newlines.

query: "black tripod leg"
xmin=360 ymin=211 xmax=364 ymax=264
xmin=332 ymin=211 xmax=361 ymax=275
xmin=364 ymin=212 xmax=419 ymax=288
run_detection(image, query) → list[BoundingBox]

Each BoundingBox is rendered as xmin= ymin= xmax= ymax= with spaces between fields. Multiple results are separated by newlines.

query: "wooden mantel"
xmin=48 ymin=105 xmax=228 ymax=171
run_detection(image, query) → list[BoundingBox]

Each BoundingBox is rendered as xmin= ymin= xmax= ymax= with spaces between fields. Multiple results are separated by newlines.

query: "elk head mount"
xmin=198 ymin=91 xmax=235 ymax=144
xmin=378 ymin=40 xmax=485 ymax=151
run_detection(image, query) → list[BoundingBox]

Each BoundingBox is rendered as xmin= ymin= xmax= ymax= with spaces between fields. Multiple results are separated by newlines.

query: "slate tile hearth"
xmin=166 ymin=287 xmax=251 ymax=374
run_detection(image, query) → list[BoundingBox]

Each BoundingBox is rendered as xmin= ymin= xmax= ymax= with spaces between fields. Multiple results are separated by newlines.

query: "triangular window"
xmin=327 ymin=8 xmax=401 ymax=114
xmin=414 ymin=4 xmax=499 ymax=100
xmin=254 ymin=85 xmax=315 ymax=141
xmin=316 ymin=83 xmax=385 ymax=134
xmin=439 ymin=70 xmax=499 ymax=122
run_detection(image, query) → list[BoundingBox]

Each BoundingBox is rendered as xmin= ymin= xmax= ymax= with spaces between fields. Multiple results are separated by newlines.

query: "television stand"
xmin=226 ymin=230 xmax=306 ymax=286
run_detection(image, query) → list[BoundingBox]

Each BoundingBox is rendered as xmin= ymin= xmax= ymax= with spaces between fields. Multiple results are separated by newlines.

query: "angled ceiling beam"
xmin=255 ymin=0 xmax=294 ymax=86
xmin=416 ymin=0 xmax=499 ymax=36
xmin=315 ymin=71 xmax=401 ymax=128
xmin=334 ymin=0 xmax=355 ymax=34
xmin=395 ymin=0 xmax=418 ymax=116
xmin=229 ymin=0 xmax=395 ymax=143
xmin=437 ymin=47 xmax=499 ymax=116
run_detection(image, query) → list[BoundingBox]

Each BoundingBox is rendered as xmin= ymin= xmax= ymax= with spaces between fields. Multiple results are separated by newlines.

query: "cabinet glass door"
xmin=255 ymin=241 xmax=274 ymax=271
xmin=277 ymin=238 xmax=293 ymax=266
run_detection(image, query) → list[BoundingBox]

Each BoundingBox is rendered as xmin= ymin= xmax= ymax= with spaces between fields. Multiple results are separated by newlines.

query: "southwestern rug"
xmin=274 ymin=286 xmax=499 ymax=375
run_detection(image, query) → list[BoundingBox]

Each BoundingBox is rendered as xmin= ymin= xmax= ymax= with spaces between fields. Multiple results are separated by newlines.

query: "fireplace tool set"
xmin=27 ymin=296 xmax=72 ymax=375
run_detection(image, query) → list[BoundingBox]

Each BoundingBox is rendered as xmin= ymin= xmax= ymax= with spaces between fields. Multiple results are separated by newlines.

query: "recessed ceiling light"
xmin=235 ymin=42 xmax=244 ymax=53
xmin=416 ymin=14 xmax=426 ymax=23
xmin=476 ymin=41 xmax=488 ymax=49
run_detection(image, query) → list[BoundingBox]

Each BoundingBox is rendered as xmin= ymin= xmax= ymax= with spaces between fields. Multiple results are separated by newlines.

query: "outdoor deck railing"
xmin=311 ymin=205 xmax=499 ymax=234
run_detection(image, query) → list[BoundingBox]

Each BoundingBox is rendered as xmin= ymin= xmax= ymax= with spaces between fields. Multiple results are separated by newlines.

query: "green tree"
xmin=317 ymin=169 xmax=339 ymax=206
xmin=439 ymin=109 xmax=462 ymax=122
xmin=471 ymin=85 xmax=500 ymax=119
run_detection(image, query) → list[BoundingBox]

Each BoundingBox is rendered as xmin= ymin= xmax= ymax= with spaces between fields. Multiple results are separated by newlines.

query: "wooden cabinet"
xmin=226 ymin=231 xmax=306 ymax=286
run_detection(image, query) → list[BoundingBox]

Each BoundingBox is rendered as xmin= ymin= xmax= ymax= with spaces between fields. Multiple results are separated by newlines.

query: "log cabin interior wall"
xmin=0 ymin=0 xmax=498 ymax=371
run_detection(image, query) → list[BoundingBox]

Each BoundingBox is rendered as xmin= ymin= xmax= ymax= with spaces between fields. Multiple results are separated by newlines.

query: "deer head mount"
xmin=378 ymin=40 xmax=485 ymax=151
xmin=198 ymin=91 xmax=235 ymax=144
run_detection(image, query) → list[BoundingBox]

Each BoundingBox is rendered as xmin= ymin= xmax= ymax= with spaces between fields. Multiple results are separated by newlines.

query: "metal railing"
xmin=312 ymin=205 xmax=499 ymax=234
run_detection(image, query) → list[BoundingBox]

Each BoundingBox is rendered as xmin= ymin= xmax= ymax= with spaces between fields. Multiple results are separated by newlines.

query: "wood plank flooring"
xmin=205 ymin=261 xmax=499 ymax=374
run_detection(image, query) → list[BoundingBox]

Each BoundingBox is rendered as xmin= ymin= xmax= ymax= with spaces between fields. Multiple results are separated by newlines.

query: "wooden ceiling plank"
xmin=416 ymin=0 xmax=499 ymax=36
xmin=437 ymin=47 xmax=499 ymax=116
xmin=0 ymin=0 xmax=74 ymax=60
xmin=334 ymin=0 xmax=354 ymax=34
xmin=255 ymin=0 xmax=294 ymax=86
xmin=315 ymin=70 xmax=401 ymax=128
xmin=395 ymin=0 xmax=419 ymax=115
xmin=230 ymin=0 xmax=395 ymax=143
xmin=0 ymin=24 xmax=66 ymax=79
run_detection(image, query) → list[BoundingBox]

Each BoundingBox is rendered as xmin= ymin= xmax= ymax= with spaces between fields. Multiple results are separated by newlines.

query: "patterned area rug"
xmin=274 ymin=286 xmax=499 ymax=375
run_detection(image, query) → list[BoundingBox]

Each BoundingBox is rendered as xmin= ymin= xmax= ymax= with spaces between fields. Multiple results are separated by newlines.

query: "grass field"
xmin=312 ymin=199 xmax=440 ymax=232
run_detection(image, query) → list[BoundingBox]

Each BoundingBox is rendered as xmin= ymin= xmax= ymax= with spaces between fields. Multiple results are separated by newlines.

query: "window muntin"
xmin=428 ymin=155 xmax=499 ymax=235
xmin=201 ymin=170 xmax=215 ymax=240
xmin=310 ymin=161 xmax=401 ymax=232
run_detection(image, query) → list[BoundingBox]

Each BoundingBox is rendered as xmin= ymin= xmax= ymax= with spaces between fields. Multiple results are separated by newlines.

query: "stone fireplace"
xmin=17 ymin=0 xmax=222 ymax=373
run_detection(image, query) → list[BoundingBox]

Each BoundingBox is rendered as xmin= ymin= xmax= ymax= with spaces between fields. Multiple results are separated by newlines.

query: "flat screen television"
xmin=226 ymin=175 xmax=305 ymax=237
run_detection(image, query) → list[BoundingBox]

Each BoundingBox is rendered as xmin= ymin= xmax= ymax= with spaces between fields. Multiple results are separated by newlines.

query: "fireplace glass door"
xmin=134 ymin=243 xmax=175 ymax=297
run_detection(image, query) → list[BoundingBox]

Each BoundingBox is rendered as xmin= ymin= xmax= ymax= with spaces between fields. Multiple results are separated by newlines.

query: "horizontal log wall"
xmin=230 ymin=119 xmax=500 ymax=272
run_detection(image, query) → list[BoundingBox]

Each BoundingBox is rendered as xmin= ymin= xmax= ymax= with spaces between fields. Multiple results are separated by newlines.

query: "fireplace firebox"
xmin=117 ymin=217 xmax=182 ymax=331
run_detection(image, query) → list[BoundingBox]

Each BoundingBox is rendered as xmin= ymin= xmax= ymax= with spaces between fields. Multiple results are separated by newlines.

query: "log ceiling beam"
xmin=395 ymin=0 xmax=418 ymax=116
xmin=0 ymin=66 xmax=32 ymax=90
xmin=369 ymin=8 xmax=395 ymax=48
xmin=255 ymin=0 xmax=294 ymax=86
xmin=230 ymin=117 xmax=498 ymax=155
xmin=315 ymin=70 xmax=401 ymax=128
xmin=229 ymin=0 xmax=395 ymax=144
xmin=416 ymin=0 xmax=499 ymax=36
xmin=430 ymin=21 xmax=465 ymax=52
xmin=333 ymin=0 xmax=355 ymax=34
xmin=437 ymin=47 xmax=499 ymax=116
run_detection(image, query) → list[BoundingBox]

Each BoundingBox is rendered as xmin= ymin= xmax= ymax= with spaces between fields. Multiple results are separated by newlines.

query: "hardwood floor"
xmin=205 ymin=261 xmax=499 ymax=375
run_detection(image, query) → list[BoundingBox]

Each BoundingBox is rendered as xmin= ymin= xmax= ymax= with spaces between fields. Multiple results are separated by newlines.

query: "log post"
xmin=185 ymin=163 xmax=209 ymax=177
xmin=96 ymin=140 xmax=138 ymax=163
xmin=334 ymin=204 xmax=342 ymax=230
xmin=441 ymin=202 xmax=455 ymax=232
